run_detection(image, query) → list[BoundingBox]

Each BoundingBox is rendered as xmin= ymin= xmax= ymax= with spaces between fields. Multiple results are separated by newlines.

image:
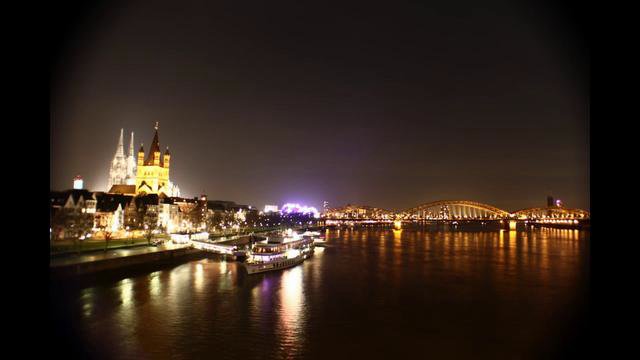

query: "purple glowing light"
xmin=280 ymin=203 xmax=320 ymax=218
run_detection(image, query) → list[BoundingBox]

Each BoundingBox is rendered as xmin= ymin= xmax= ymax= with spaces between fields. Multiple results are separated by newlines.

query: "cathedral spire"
xmin=129 ymin=131 xmax=135 ymax=156
xmin=116 ymin=128 xmax=124 ymax=157
xmin=108 ymin=128 xmax=128 ymax=190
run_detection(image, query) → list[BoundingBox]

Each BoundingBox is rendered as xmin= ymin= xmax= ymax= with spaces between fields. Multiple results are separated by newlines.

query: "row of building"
xmin=52 ymin=122 xmax=326 ymax=241
xmin=323 ymin=204 xmax=396 ymax=220
xmin=50 ymin=189 xmax=258 ymax=240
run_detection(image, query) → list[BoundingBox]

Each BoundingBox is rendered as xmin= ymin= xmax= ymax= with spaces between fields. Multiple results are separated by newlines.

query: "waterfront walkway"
xmin=50 ymin=243 xmax=191 ymax=268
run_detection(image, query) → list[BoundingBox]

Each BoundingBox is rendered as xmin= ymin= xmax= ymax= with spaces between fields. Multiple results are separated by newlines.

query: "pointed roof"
xmin=116 ymin=128 xmax=125 ymax=157
xmin=145 ymin=122 xmax=162 ymax=165
xmin=96 ymin=193 xmax=132 ymax=212
xmin=129 ymin=131 xmax=135 ymax=156
xmin=164 ymin=146 xmax=170 ymax=155
xmin=108 ymin=184 xmax=136 ymax=195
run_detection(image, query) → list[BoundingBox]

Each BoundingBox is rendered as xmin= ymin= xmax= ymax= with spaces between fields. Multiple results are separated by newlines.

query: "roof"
xmin=108 ymin=184 xmax=136 ymax=195
xmin=96 ymin=193 xmax=132 ymax=212
xmin=50 ymin=189 xmax=96 ymax=207
xmin=135 ymin=193 xmax=160 ymax=207
xmin=145 ymin=128 xmax=162 ymax=165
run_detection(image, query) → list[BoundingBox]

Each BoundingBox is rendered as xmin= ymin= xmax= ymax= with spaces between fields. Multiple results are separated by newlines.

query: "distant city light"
xmin=264 ymin=204 xmax=279 ymax=213
xmin=280 ymin=203 xmax=320 ymax=218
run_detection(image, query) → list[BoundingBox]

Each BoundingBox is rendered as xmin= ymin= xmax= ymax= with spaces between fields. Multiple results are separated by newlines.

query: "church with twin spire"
xmin=107 ymin=123 xmax=180 ymax=197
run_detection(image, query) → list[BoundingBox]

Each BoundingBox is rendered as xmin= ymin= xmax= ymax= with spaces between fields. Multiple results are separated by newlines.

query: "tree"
xmin=143 ymin=208 xmax=159 ymax=245
xmin=101 ymin=228 xmax=113 ymax=251
xmin=245 ymin=210 xmax=259 ymax=228
xmin=57 ymin=209 xmax=93 ymax=253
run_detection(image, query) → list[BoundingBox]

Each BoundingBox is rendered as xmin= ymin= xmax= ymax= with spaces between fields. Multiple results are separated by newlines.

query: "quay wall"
xmin=50 ymin=247 xmax=205 ymax=279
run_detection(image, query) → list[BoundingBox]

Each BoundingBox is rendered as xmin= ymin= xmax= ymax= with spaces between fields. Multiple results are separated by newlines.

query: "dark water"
xmin=51 ymin=226 xmax=589 ymax=359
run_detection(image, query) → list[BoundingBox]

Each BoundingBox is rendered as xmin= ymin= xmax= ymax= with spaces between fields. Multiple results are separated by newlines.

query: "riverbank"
xmin=50 ymin=235 xmax=170 ymax=256
xmin=49 ymin=225 xmax=326 ymax=281
xmin=50 ymin=244 xmax=206 ymax=280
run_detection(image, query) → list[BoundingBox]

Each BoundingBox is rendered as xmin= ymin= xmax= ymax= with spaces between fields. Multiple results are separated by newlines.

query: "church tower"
xmin=108 ymin=129 xmax=129 ymax=190
xmin=125 ymin=131 xmax=137 ymax=185
xmin=135 ymin=122 xmax=171 ymax=196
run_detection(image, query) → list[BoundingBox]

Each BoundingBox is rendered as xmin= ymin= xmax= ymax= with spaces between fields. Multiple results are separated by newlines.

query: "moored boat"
xmin=243 ymin=230 xmax=315 ymax=274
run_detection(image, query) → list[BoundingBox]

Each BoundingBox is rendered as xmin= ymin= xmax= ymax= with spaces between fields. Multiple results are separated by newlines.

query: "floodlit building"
xmin=108 ymin=129 xmax=137 ymax=190
xmin=93 ymin=193 xmax=133 ymax=232
xmin=324 ymin=204 xmax=393 ymax=220
xmin=49 ymin=189 xmax=97 ymax=240
xmin=135 ymin=122 xmax=180 ymax=197
xmin=73 ymin=175 xmax=84 ymax=190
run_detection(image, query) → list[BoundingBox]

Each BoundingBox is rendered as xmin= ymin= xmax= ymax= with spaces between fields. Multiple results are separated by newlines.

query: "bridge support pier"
xmin=500 ymin=220 xmax=518 ymax=230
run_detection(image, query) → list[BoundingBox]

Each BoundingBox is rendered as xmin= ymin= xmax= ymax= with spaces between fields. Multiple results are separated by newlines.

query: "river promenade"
xmin=50 ymin=243 xmax=203 ymax=278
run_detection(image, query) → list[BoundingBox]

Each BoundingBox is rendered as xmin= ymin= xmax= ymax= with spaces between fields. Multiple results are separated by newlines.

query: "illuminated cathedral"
xmin=108 ymin=123 xmax=180 ymax=197
xmin=108 ymin=129 xmax=137 ymax=189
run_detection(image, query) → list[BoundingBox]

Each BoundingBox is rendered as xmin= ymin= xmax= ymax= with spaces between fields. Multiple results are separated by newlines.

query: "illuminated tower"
xmin=135 ymin=122 xmax=171 ymax=196
xmin=73 ymin=175 xmax=83 ymax=190
xmin=125 ymin=131 xmax=137 ymax=185
xmin=108 ymin=129 xmax=129 ymax=190
xmin=137 ymin=143 xmax=145 ymax=166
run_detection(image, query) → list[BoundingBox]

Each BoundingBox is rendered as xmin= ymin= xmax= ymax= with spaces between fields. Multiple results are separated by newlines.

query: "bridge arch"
xmin=400 ymin=200 xmax=511 ymax=219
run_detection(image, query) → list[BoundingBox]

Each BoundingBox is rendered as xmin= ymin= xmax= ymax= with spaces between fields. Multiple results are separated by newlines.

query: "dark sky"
xmin=50 ymin=0 xmax=589 ymax=212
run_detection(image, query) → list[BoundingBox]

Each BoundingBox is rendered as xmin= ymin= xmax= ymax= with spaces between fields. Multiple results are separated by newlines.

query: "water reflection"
xmin=80 ymin=287 xmax=93 ymax=318
xmin=194 ymin=263 xmax=204 ymax=292
xmin=120 ymin=278 xmax=134 ymax=308
xmin=56 ymin=227 xmax=589 ymax=359
xmin=149 ymin=271 xmax=161 ymax=297
xmin=277 ymin=266 xmax=305 ymax=357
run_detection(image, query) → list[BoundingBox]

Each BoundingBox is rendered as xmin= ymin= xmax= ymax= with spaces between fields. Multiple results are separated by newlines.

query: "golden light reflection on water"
xmin=392 ymin=229 xmax=402 ymax=241
xmin=120 ymin=278 xmax=134 ymax=307
xmin=64 ymin=228 xmax=587 ymax=359
xmin=149 ymin=271 xmax=161 ymax=297
xmin=114 ymin=277 xmax=137 ymax=356
xmin=391 ymin=229 xmax=404 ymax=273
xmin=194 ymin=263 xmax=204 ymax=292
xmin=81 ymin=287 xmax=94 ymax=318
xmin=277 ymin=266 xmax=305 ymax=357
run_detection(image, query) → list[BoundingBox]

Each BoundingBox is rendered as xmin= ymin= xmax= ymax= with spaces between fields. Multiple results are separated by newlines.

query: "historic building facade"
xmin=108 ymin=129 xmax=137 ymax=190
xmin=135 ymin=123 xmax=179 ymax=197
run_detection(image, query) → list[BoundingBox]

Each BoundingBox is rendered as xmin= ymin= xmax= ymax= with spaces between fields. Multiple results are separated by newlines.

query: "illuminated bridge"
xmin=399 ymin=200 xmax=510 ymax=220
xmin=323 ymin=200 xmax=590 ymax=226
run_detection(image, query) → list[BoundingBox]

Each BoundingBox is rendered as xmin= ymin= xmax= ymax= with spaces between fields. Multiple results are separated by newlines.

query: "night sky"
xmin=50 ymin=0 xmax=588 ymax=212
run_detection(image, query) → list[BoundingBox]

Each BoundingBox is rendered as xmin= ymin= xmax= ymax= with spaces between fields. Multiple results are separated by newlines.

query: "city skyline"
xmin=51 ymin=0 xmax=588 ymax=211
xmin=50 ymin=2 xmax=589 ymax=359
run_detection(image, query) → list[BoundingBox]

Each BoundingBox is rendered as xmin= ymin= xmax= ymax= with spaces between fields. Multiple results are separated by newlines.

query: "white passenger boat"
xmin=243 ymin=230 xmax=315 ymax=274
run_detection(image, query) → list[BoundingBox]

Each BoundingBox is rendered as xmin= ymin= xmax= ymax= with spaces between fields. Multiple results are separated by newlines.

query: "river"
xmin=50 ymin=225 xmax=589 ymax=359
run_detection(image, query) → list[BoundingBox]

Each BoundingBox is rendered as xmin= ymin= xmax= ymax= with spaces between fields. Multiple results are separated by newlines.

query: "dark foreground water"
xmin=51 ymin=226 xmax=589 ymax=359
